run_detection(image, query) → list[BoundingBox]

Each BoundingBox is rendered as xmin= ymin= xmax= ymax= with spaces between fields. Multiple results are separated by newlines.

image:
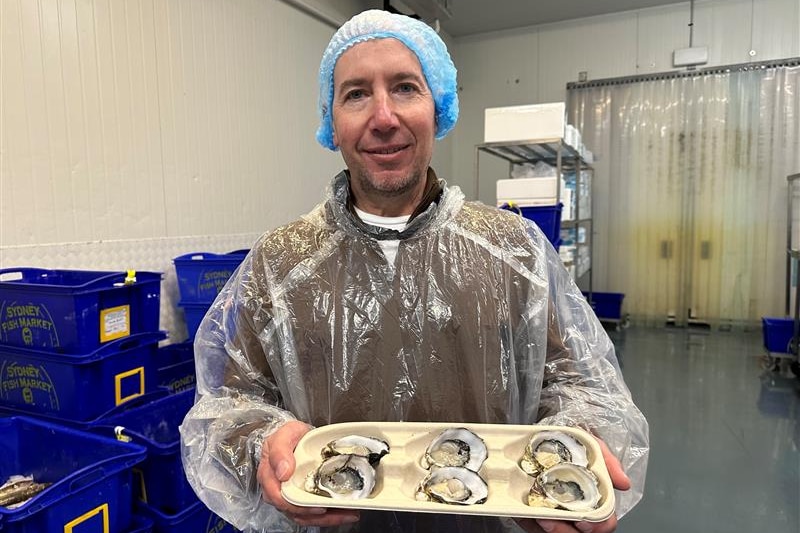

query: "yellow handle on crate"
xmin=124 ymin=270 xmax=137 ymax=285
xmin=502 ymin=201 xmax=523 ymax=216
xmin=115 ymin=367 xmax=145 ymax=405
xmin=133 ymin=467 xmax=147 ymax=504
xmin=64 ymin=503 xmax=109 ymax=533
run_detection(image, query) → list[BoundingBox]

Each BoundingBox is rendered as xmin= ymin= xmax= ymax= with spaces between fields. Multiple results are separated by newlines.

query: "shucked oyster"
xmin=415 ymin=466 xmax=489 ymax=505
xmin=520 ymin=430 xmax=588 ymax=475
xmin=304 ymin=454 xmax=376 ymax=499
xmin=322 ymin=435 xmax=390 ymax=466
xmin=526 ymin=478 xmax=561 ymax=510
xmin=421 ymin=428 xmax=488 ymax=472
xmin=528 ymin=463 xmax=601 ymax=511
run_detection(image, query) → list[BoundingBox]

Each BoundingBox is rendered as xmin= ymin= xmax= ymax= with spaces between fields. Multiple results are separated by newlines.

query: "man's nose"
xmin=369 ymin=93 xmax=400 ymax=131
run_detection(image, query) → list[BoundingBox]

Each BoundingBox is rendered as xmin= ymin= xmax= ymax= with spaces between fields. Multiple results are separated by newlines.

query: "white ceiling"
xmin=435 ymin=0 xmax=690 ymax=37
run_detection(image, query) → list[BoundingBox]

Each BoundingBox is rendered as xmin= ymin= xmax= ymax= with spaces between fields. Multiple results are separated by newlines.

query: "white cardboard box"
xmin=496 ymin=177 xmax=558 ymax=205
xmin=484 ymin=102 xmax=566 ymax=143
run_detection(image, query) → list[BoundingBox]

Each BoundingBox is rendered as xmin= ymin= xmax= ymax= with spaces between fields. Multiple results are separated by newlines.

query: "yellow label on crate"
xmin=64 ymin=502 xmax=109 ymax=533
xmin=115 ymin=366 xmax=145 ymax=405
xmin=99 ymin=305 xmax=130 ymax=342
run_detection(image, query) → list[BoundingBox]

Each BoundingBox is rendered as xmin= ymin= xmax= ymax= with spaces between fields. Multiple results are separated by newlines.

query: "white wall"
xmin=0 ymin=0 xmax=373 ymax=250
xmin=0 ymin=0 xmax=455 ymax=252
xmin=450 ymin=0 xmax=800 ymax=202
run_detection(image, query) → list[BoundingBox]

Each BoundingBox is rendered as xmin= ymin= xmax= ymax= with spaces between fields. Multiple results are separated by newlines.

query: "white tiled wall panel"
xmin=1 ymin=0 xmax=350 ymax=248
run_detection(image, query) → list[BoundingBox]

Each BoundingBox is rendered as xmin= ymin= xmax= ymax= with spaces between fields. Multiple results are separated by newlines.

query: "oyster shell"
xmin=321 ymin=435 xmax=390 ymax=466
xmin=415 ymin=466 xmax=489 ymax=505
xmin=536 ymin=463 xmax=601 ymax=512
xmin=304 ymin=454 xmax=376 ymax=499
xmin=421 ymin=428 xmax=488 ymax=471
xmin=526 ymin=478 xmax=560 ymax=509
xmin=520 ymin=430 xmax=588 ymax=475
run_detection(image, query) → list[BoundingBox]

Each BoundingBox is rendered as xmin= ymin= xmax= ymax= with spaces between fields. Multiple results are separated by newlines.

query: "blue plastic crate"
xmin=583 ymin=291 xmax=625 ymax=320
xmin=762 ymin=317 xmax=794 ymax=354
xmin=173 ymin=251 xmax=248 ymax=305
xmin=0 ymin=268 xmax=162 ymax=353
xmin=0 ymin=389 xmax=172 ymax=431
xmin=0 ymin=416 xmax=146 ymax=533
xmin=0 ymin=331 xmax=165 ymax=421
xmin=137 ymin=500 xmax=238 ymax=533
xmin=127 ymin=514 xmax=154 ymax=533
xmin=96 ymin=388 xmax=197 ymax=513
xmin=179 ymin=303 xmax=211 ymax=339
xmin=157 ymin=341 xmax=196 ymax=393
xmin=500 ymin=203 xmax=563 ymax=246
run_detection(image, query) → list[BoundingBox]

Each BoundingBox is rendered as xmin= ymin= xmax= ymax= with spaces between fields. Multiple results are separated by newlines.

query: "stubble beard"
xmin=354 ymin=166 xmax=424 ymax=198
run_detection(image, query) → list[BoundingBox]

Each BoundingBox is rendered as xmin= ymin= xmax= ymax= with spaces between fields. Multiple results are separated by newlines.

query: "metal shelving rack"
xmin=474 ymin=138 xmax=594 ymax=295
xmin=784 ymin=173 xmax=800 ymax=359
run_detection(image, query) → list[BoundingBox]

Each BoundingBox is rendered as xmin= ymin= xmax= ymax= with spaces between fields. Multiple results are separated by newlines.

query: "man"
xmin=181 ymin=9 xmax=648 ymax=533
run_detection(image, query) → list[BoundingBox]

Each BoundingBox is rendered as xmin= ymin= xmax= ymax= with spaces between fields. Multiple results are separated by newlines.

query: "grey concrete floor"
xmin=610 ymin=326 xmax=800 ymax=533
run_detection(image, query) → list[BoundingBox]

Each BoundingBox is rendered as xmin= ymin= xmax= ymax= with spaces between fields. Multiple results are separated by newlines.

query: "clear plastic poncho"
xmin=180 ymin=171 xmax=649 ymax=533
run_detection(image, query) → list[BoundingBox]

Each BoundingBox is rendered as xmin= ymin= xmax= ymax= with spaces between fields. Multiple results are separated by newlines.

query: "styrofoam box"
xmin=496 ymin=177 xmax=558 ymax=206
xmin=484 ymin=102 xmax=566 ymax=143
xmin=497 ymin=198 xmax=558 ymax=209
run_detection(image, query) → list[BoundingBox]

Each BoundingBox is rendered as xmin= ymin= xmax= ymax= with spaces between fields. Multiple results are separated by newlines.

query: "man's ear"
xmin=332 ymin=125 xmax=339 ymax=147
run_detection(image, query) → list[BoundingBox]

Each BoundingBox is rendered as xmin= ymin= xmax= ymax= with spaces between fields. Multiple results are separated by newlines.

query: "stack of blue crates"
xmin=173 ymin=250 xmax=249 ymax=339
xmin=0 ymin=267 xmax=165 ymax=532
xmin=0 ymin=268 xmax=165 ymax=421
xmin=0 ymin=266 xmax=239 ymax=532
xmin=95 ymin=388 xmax=239 ymax=532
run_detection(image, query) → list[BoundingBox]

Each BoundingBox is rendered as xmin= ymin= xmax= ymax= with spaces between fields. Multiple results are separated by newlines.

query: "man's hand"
xmin=515 ymin=437 xmax=630 ymax=533
xmin=257 ymin=420 xmax=361 ymax=527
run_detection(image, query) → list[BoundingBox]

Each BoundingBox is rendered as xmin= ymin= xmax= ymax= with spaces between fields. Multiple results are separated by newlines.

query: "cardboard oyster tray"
xmin=281 ymin=421 xmax=615 ymax=522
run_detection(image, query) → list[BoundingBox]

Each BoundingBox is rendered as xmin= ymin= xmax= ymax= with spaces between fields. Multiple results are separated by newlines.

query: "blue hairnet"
xmin=316 ymin=9 xmax=459 ymax=151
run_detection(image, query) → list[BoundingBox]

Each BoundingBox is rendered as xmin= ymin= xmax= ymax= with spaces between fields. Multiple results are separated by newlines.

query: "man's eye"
xmin=346 ymin=89 xmax=364 ymax=100
xmin=397 ymin=83 xmax=416 ymax=94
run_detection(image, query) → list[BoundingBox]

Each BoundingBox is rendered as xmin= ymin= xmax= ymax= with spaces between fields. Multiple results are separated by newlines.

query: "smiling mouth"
xmin=365 ymin=145 xmax=409 ymax=155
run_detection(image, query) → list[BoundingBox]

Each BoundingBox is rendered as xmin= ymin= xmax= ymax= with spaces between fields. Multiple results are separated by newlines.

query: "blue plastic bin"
xmin=501 ymin=203 xmax=563 ymax=246
xmin=0 ymin=331 xmax=165 ymax=421
xmin=762 ymin=317 xmax=794 ymax=354
xmin=173 ymin=251 xmax=248 ymax=305
xmin=157 ymin=341 xmax=196 ymax=393
xmin=0 ymin=389 xmax=172 ymax=432
xmin=0 ymin=416 xmax=146 ymax=533
xmin=0 ymin=268 xmax=162 ymax=353
xmin=179 ymin=303 xmax=211 ymax=339
xmin=137 ymin=500 xmax=238 ymax=533
xmin=127 ymin=514 xmax=154 ymax=533
xmin=583 ymin=291 xmax=625 ymax=320
xmin=95 ymin=388 xmax=197 ymax=513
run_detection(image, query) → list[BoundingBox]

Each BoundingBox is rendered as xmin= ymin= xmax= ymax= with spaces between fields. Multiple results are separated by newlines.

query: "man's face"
xmin=331 ymin=38 xmax=435 ymax=212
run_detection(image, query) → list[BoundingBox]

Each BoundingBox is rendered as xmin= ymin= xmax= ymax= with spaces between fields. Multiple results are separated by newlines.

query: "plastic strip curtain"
xmin=567 ymin=64 xmax=800 ymax=326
